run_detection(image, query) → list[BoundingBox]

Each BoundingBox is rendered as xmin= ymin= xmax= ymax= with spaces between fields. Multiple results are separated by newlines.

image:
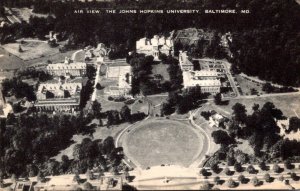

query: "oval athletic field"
xmin=122 ymin=119 xmax=205 ymax=169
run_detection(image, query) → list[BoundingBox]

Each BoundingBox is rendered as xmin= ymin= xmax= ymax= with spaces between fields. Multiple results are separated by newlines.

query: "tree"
xmin=96 ymin=83 xmax=102 ymax=90
xmin=262 ymin=83 xmax=274 ymax=93
xmin=200 ymin=181 xmax=211 ymax=190
xmin=214 ymin=176 xmax=221 ymax=185
xmin=91 ymin=100 xmax=101 ymax=116
xmin=289 ymin=117 xmax=300 ymax=132
xmin=234 ymin=162 xmax=243 ymax=172
xmin=284 ymin=160 xmax=293 ymax=169
xmin=232 ymin=103 xmax=247 ymax=123
xmin=73 ymin=173 xmax=81 ymax=184
xmin=124 ymin=170 xmax=130 ymax=181
xmin=120 ymin=105 xmax=131 ymax=122
xmin=0 ymin=177 xmax=4 ymax=188
xmin=224 ymin=167 xmax=231 ymax=176
xmin=212 ymin=130 xmax=232 ymax=145
xmin=259 ymin=161 xmax=267 ymax=171
xmin=238 ymin=175 xmax=245 ymax=183
xmin=290 ymin=172 xmax=297 ymax=181
xmin=86 ymin=65 xmax=96 ymax=80
xmin=11 ymin=174 xmax=17 ymax=184
xmin=83 ymin=181 xmax=93 ymax=190
xmin=37 ymin=171 xmax=45 ymax=183
xmin=211 ymin=163 xmax=219 ymax=173
xmin=273 ymin=163 xmax=281 ymax=173
xmin=247 ymin=165 xmax=256 ymax=174
xmin=86 ymin=169 xmax=93 ymax=180
xmin=200 ymin=168 xmax=208 ymax=177
xmin=252 ymin=176 xmax=260 ymax=186
xmin=264 ymin=173 xmax=272 ymax=182
xmin=214 ymin=93 xmax=222 ymax=105
xmin=227 ymin=178 xmax=236 ymax=188
xmin=107 ymin=110 xmax=120 ymax=127
xmin=252 ymin=103 xmax=260 ymax=112
xmin=278 ymin=175 xmax=284 ymax=181
xmin=227 ymin=157 xmax=236 ymax=166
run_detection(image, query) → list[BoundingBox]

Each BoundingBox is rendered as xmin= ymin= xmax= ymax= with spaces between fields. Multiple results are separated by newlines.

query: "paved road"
xmin=188 ymin=105 xmax=212 ymax=168
xmin=91 ymin=64 xmax=100 ymax=101
xmin=222 ymin=60 xmax=240 ymax=97
xmin=71 ymin=49 xmax=84 ymax=61
xmin=115 ymin=116 xmax=150 ymax=170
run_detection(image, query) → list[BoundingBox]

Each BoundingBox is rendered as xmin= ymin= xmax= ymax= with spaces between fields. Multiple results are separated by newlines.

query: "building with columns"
xmin=136 ymin=35 xmax=173 ymax=60
xmin=46 ymin=57 xmax=86 ymax=77
xmin=35 ymin=82 xmax=82 ymax=112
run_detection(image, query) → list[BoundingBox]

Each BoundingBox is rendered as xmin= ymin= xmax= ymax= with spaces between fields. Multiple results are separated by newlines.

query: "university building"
xmin=179 ymin=51 xmax=194 ymax=71
xmin=136 ymin=35 xmax=174 ymax=60
xmin=46 ymin=57 xmax=86 ymax=77
xmin=182 ymin=71 xmax=221 ymax=94
xmin=35 ymin=82 xmax=82 ymax=112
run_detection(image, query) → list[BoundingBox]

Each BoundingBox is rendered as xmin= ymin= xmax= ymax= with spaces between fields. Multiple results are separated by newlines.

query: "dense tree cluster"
xmin=71 ymin=137 xmax=123 ymax=174
xmin=161 ymin=86 xmax=208 ymax=115
xmin=80 ymin=65 xmax=96 ymax=109
xmin=209 ymin=101 xmax=300 ymax=167
xmin=17 ymin=69 xmax=53 ymax=82
xmin=288 ymin=117 xmax=300 ymax=133
xmin=166 ymin=56 xmax=183 ymax=91
xmin=2 ymin=78 xmax=36 ymax=101
xmin=0 ymin=112 xmax=95 ymax=177
xmin=129 ymin=54 xmax=155 ymax=96
xmin=262 ymin=83 xmax=298 ymax=94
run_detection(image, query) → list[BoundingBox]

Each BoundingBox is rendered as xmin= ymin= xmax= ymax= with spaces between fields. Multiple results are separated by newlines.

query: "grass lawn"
xmin=2 ymin=40 xmax=59 ymax=61
xmin=96 ymin=95 xmax=126 ymax=112
xmin=146 ymin=95 xmax=168 ymax=106
xmin=74 ymin=50 xmax=85 ymax=62
xmin=235 ymin=74 xmax=264 ymax=96
xmin=25 ymin=49 xmax=76 ymax=67
xmin=217 ymin=95 xmax=300 ymax=118
xmin=0 ymin=47 xmax=25 ymax=70
xmin=123 ymin=119 xmax=204 ymax=168
xmin=151 ymin=63 xmax=170 ymax=82
xmin=131 ymin=99 xmax=149 ymax=114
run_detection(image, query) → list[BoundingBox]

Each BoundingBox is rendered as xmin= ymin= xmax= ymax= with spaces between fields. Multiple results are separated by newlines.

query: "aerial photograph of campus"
xmin=0 ymin=0 xmax=300 ymax=190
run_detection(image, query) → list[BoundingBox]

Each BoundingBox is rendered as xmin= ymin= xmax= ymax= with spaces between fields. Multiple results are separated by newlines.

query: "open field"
xmin=218 ymin=95 xmax=300 ymax=118
xmin=123 ymin=119 xmax=204 ymax=169
xmin=151 ymin=63 xmax=170 ymax=81
xmin=0 ymin=47 xmax=25 ymax=70
xmin=131 ymin=99 xmax=149 ymax=114
xmin=2 ymin=40 xmax=58 ymax=61
xmin=25 ymin=49 xmax=77 ymax=67
xmin=235 ymin=74 xmax=264 ymax=96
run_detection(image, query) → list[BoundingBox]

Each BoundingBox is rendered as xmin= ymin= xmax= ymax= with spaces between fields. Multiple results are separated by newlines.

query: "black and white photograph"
xmin=0 ymin=0 xmax=300 ymax=190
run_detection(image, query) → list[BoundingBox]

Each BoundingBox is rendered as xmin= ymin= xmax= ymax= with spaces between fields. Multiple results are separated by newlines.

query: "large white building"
xmin=47 ymin=57 xmax=86 ymax=77
xmin=182 ymin=71 xmax=221 ymax=94
xmin=136 ymin=35 xmax=173 ymax=60
xmin=35 ymin=82 xmax=82 ymax=111
xmin=179 ymin=51 xmax=193 ymax=71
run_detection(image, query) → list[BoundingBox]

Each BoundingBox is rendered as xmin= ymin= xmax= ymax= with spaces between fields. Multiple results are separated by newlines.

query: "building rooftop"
xmin=192 ymin=70 xmax=219 ymax=77
xmin=47 ymin=57 xmax=86 ymax=71
xmin=183 ymin=71 xmax=221 ymax=87
xmin=38 ymin=83 xmax=82 ymax=96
